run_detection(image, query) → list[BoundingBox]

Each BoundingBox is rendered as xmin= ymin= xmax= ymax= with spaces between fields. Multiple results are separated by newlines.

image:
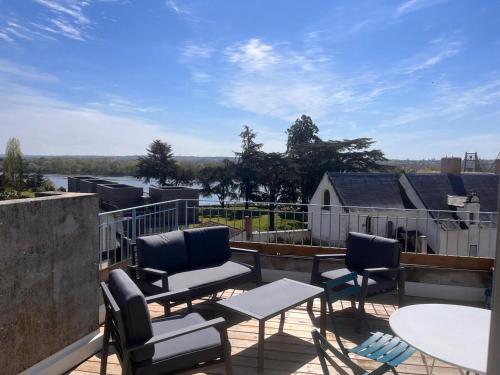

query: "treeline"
xmin=23 ymin=156 xmax=139 ymax=176
xmin=136 ymin=114 xmax=387 ymax=229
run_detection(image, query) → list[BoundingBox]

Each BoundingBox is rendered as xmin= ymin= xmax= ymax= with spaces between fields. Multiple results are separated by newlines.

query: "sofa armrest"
xmin=362 ymin=266 xmax=402 ymax=276
xmin=145 ymin=288 xmax=192 ymax=311
xmin=231 ymin=247 xmax=262 ymax=283
xmin=311 ymin=254 xmax=347 ymax=284
xmin=128 ymin=265 xmax=170 ymax=291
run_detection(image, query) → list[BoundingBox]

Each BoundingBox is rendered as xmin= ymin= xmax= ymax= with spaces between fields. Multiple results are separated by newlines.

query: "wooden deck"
xmin=69 ymin=289 xmax=470 ymax=375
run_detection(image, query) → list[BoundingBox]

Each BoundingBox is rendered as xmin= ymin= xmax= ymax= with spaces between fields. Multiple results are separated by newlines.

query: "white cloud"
xmin=6 ymin=0 xmax=96 ymax=42
xmin=0 ymin=80 xmax=233 ymax=156
xmin=219 ymin=37 xmax=402 ymax=121
xmin=395 ymin=0 xmax=448 ymax=17
xmin=166 ymin=0 xmax=190 ymax=15
xmin=400 ymin=36 xmax=463 ymax=74
xmin=34 ymin=0 xmax=90 ymax=24
xmin=0 ymin=59 xmax=58 ymax=82
xmin=182 ymin=44 xmax=215 ymax=59
xmin=51 ymin=18 xmax=84 ymax=40
xmin=225 ymin=39 xmax=280 ymax=72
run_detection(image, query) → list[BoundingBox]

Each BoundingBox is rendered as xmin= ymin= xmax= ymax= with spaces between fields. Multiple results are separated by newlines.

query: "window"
xmin=322 ymin=190 xmax=330 ymax=210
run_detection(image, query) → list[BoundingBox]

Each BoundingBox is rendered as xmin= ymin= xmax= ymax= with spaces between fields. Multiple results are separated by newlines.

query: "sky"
xmin=0 ymin=0 xmax=499 ymax=158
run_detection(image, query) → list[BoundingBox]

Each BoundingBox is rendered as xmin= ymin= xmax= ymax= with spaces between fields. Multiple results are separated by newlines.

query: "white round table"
xmin=389 ymin=304 xmax=490 ymax=374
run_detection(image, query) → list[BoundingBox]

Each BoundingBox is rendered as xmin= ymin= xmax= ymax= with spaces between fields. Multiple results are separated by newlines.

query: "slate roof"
xmin=404 ymin=173 xmax=498 ymax=221
xmin=327 ymin=172 xmax=413 ymax=209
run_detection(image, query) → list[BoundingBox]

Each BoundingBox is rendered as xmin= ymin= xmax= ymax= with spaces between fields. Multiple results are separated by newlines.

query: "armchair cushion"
xmin=136 ymin=230 xmax=188 ymax=274
xmin=150 ymin=261 xmax=252 ymax=292
xmin=345 ymin=232 xmax=400 ymax=271
xmin=321 ymin=268 xmax=396 ymax=296
xmin=183 ymin=226 xmax=231 ymax=268
xmin=108 ymin=269 xmax=154 ymax=363
xmin=135 ymin=312 xmax=222 ymax=375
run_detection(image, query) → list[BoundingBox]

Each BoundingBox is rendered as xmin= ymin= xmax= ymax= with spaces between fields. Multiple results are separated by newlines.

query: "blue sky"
xmin=0 ymin=0 xmax=499 ymax=158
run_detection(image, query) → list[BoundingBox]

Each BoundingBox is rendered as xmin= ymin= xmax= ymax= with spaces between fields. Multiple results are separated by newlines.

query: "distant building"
xmin=308 ymin=159 xmax=498 ymax=257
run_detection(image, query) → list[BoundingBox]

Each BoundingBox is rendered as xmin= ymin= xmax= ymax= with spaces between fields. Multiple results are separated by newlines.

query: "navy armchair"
xmin=309 ymin=232 xmax=405 ymax=328
xmin=100 ymin=269 xmax=232 ymax=375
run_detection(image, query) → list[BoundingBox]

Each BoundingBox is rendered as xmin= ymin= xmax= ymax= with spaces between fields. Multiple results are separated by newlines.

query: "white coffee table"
xmin=389 ymin=304 xmax=490 ymax=374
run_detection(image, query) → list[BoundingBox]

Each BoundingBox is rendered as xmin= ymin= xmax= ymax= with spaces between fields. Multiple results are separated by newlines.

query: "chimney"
xmin=495 ymin=159 xmax=500 ymax=175
xmin=441 ymin=157 xmax=461 ymax=174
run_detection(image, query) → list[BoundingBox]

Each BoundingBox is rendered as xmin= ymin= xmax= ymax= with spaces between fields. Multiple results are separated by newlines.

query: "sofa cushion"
xmin=108 ymin=269 xmax=154 ymax=362
xmin=321 ymin=268 xmax=396 ymax=296
xmin=183 ymin=226 xmax=231 ymax=268
xmin=152 ymin=261 xmax=252 ymax=292
xmin=345 ymin=232 xmax=400 ymax=271
xmin=135 ymin=312 xmax=222 ymax=375
xmin=136 ymin=231 xmax=188 ymax=273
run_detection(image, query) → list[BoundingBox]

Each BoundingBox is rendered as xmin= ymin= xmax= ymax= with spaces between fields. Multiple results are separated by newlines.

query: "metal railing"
xmin=98 ymin=199 xmax=497 ymax=269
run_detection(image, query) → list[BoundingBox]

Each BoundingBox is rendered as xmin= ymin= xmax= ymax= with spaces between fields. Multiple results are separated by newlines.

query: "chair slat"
xmin=349 ymin=332 xmax=384 ymax=354
xmin=365 ymin=336 xmax=401 ymax=360
xmin=354 ymin=334 xmax=392 ymax=356
xmin=382 ymin=346 xmax=416 ymax=367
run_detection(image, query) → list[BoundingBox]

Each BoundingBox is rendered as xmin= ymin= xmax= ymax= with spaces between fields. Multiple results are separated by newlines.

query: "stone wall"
xmin=0 ymin=193 xmax=100 ymax=374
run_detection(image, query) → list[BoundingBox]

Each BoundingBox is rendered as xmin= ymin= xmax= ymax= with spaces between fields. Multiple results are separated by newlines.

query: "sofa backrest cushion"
xmin=183 ymin=226 xmax=231 ymax=268
xmin=345 ymin=232 xmax=400 ymax=271
xmin=136 ymin=230 xmax=188 ymax=273
xmin=108 ymin=269 xmax=154 ymax=363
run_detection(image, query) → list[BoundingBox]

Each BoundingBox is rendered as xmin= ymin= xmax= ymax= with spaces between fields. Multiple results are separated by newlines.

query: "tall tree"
xmin=285 ymin=115 xmax=320 ymax=204
xmin=198 ymin=159 xmax=237 ymax=208
xmin=286 ymin=114 xmax=320 ymax=155
xmin=136 ymin=140 xmax=180 ymax=186
xmin=257 ymin=152 xmax=289 ymax=231
xmin=285 ymin=115 xmax=386 ymax=204
xmin=3 ymin=137 xmax=24 ymax=191
xmin=234 ymin=125 xmax=263 ymax=209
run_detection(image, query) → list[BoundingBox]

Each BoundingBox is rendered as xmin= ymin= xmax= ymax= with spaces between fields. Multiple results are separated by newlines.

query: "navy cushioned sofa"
xmin=128 ymin=226 xmax=261 ymax=310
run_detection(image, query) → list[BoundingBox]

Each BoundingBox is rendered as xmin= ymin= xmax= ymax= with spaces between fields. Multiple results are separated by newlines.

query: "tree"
xmin=24 ymin=170 xmax=56 ymax=192
xmin=198 ymin=159 xmax=237 ymax=208
xmin=257 ymin=152 xmax=289 ymax=231
xmin=285 ymin=115 xmax=387 ymax=204
xmin=136 ymin=140 xmax=179 ymax=186
xmin=3 ymin=138 xmax=24 ymax=191
xmin=234 ymin=125 xmax=263 ymax=209
xmin=286 ymin=114 xmax=320 ymax=155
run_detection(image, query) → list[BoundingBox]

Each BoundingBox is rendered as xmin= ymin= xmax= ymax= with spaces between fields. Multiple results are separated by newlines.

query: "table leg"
xmin=279 ymin=312 xmax=285 ymax=332
xmin=258 ymin=320 xmax=265 ymax=372
xmin=420 ymin=352 xmax=435 ymax=375
xmin=320 ymin=295 xmax=326 ymax=336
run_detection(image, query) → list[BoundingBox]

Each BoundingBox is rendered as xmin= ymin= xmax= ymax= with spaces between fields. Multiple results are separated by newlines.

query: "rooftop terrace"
xmin=70 ymin=288 xmax=479 ymax=375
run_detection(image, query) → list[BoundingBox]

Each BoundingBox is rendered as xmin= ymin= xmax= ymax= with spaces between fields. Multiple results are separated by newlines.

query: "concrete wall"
xmin=0 ymin=193 xmax=100 ymax=374
xmin=230 ymin=252 xmax=491 ymax=302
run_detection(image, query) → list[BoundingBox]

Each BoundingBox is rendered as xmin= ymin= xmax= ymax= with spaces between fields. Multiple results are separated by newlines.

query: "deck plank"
xmin=68 ymin=290 xmax=463 ymax=375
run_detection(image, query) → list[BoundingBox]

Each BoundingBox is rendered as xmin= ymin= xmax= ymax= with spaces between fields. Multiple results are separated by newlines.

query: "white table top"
xmin=389 ymin=304 xmax=490 ymax=374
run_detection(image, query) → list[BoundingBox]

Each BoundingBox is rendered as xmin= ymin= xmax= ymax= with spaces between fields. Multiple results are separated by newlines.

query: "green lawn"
xmin=198 ymin=211 xmax=307 ymax=232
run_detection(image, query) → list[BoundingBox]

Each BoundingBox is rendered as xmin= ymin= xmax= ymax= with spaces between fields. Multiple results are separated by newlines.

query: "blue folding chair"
xmin=319 ymin=272 xmax=416 ymax=375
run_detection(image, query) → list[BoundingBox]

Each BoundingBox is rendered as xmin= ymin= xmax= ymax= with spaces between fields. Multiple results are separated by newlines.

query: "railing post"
xmin=175 ymin=200 xmax=179 ymax=229
xmin=131 ymin=208 xmax=137 ymax=244
xmin=244 ymin=215 xmax=252 ymax=241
